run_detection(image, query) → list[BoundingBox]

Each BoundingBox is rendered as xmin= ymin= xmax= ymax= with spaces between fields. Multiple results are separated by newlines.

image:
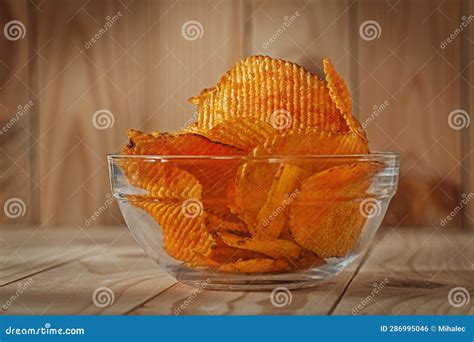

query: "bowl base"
xmin=168 ymin=256 xmax=356 ymax=291
xmin=178 ymin=278 xmax=327 ymax=291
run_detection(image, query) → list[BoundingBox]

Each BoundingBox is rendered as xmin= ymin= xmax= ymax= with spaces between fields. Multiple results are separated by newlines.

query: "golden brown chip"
xmin=122 ymin=129 xmax=244 ymax=210
xmin=206 ymin=237 xmax=266 ymax=264
xmin=288 ymin=249 xmax=325 ymax=270
xmin=218 ymin=232 xmax=302 ymax=260
xmin=218 ymin=258 xmax=291 ymax=274
xmin=189 ymin=55 xmax=349 ymax=133
xmin=132 ymin=201 xmax=215 ymax=265
xmin=254 ymin=163 xmax=309 ymax=238
xmin=120 ymin=160 xmax=202 ymax=201
xmin=206 ymin=211 xmax=250 ymax=236
xmin=323 ymin=59 xmax=366 ymax=141
xmin=185 ymin=117 xmax=277 ymax=152
xmin=261 ymin=129 xmax=368 ymax=156
xmin=289 ymin=162 xmax=382 ymax=258
xmin=122 ymin=129 xmax=244 ymax=156
xmin=232 ymin=130 xmax=369 ymax=228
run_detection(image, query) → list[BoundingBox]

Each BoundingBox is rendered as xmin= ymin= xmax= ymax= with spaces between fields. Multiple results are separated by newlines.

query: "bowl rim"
xmin=107 ymin=151 xmax=399 ymax=161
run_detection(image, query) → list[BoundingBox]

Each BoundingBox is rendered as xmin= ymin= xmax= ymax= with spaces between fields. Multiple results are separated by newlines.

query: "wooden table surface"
xmin=1 ymin=225 xmax=473 ymax=315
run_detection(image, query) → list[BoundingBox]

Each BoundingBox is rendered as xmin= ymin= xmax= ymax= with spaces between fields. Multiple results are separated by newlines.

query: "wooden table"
xmin=1 ymin=225 xmax=473 ymax=315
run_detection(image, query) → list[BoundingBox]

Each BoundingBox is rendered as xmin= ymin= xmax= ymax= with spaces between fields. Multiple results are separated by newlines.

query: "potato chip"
xmin=132 ymin=201 xmax=215 ymax=265
xmin=122 ymin=129 xmax=244 ymax=156
xmin=232 ymin=130 xmax=369 ymax=228
xmin=189 ymin=55 xmax=349 ymax=133
xmin=261 ymin=129 xmax=368 ymax=156
xmin=289 ymin=162 xmax=381 ymax=258
xmin=218 ymin=258 xmax=291 ymax=274
xmin=288 ymin=249 xmax=325 ymax=270
xmin=206 ymin=235 xmax=266 ymax=264
xmin=323 ymin=59 xmax=366 ymax=141
xmin=120 ymin=160 xmax=202 ymax=201
xmin=122 ymin=129 xmax=244 ymax=210
xmin=185 ymin=117 xmax=277 ymax=152
xmin=206 ymin=211 xmax=250 ymax=236
xmin=254 ymin=163 xmax=309 ymax=238
xmin=218 ymin=232 xmax=302 ymax=260
xmin=232 ymin=160 xmax=277 ymax=228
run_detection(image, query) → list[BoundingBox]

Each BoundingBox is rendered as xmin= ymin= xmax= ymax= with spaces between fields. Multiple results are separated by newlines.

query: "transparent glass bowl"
xmin=108 ymin=153 xmax=399 ymax=290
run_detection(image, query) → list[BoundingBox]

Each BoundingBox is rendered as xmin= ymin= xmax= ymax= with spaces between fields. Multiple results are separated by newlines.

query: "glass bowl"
xmin=108 ymin=153 xmax=399 ymax=290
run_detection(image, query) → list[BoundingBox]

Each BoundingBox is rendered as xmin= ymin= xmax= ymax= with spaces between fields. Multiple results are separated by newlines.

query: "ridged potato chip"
xmin=254 ymin=163 xmax=309 ymax=238
xmin=232 ymin=130 xmax=369 ymax=229
xmin=132 ymin=201 xmax=215 ymax=265
xmin=323 ymin=58 xmax=366 ymax=141
xmin=122 ymin=129 xmax=244 ymax=211
xmin=206 ymin=234 xmax=266 ymax=264
xmin=189 ymin=55 xmax=349 ymax=133
xmin=289 ymin=162 xmax=381 ymax=258
xmin=206 ymin=210 xmax=250 ymax=236
xmin=185 ymin=117 xmax=277 ymax=152
xmin=218 ymin=232 xmax=302 ymax=260
xmin=218 ymin=258 xmax=291 ymax=274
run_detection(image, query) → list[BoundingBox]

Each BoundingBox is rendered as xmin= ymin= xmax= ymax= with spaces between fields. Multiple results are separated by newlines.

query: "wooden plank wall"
xmin=0 ymin=0 xmax=472 ymax=228
xmin=0 ymin=0 xmax=33 ymax=224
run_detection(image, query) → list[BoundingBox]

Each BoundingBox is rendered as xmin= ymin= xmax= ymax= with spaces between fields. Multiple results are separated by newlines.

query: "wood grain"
xmin=333 ymin=227 xmax=474 ymax=315
xmin=0 ymin=225 xmax=176 ymax=315
xmin=355 ymin=0 xmax=464 ymax=227
xmin=0 ymin=0 xmax=34 ymax=224
xmin=33 ymin=0 xmax=245 ymax=226
xmin=2 ymin=226 xmax=472 ymax=315
xmin=130 ymin=253 xmax=368 ymax=315
xmin=468 ymin=0 xmax=474 ymax=228
xmin=0 ymin=0 xmax=472 ymax=228
xmin=248 ymin=0 xmax=353 ymax=88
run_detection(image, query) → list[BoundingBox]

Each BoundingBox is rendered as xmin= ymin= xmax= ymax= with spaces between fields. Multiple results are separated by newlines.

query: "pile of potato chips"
xmin=120 ymin=56 xmax=381 ymax=274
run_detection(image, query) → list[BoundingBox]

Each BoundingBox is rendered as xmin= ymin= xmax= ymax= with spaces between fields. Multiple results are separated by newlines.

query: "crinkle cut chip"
xmin=122 ymin=129 xmax=245 ymax=209
xmin=232 ymin=130 xmax=369 ymax=229
xmin=218 ymin=258 xmax=291 ymax=274
xmin=184 ymin=117 xmax=278 ymax=153
xmin=189 ymin=56 xmax=349 ymax=133
xmin=132 ymin=201 xmax=215 ymax=265
xmin=289 ymin=162 xmax=382 ymax=258
xmin=323 ymin=58 xmax=366 ymax=141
